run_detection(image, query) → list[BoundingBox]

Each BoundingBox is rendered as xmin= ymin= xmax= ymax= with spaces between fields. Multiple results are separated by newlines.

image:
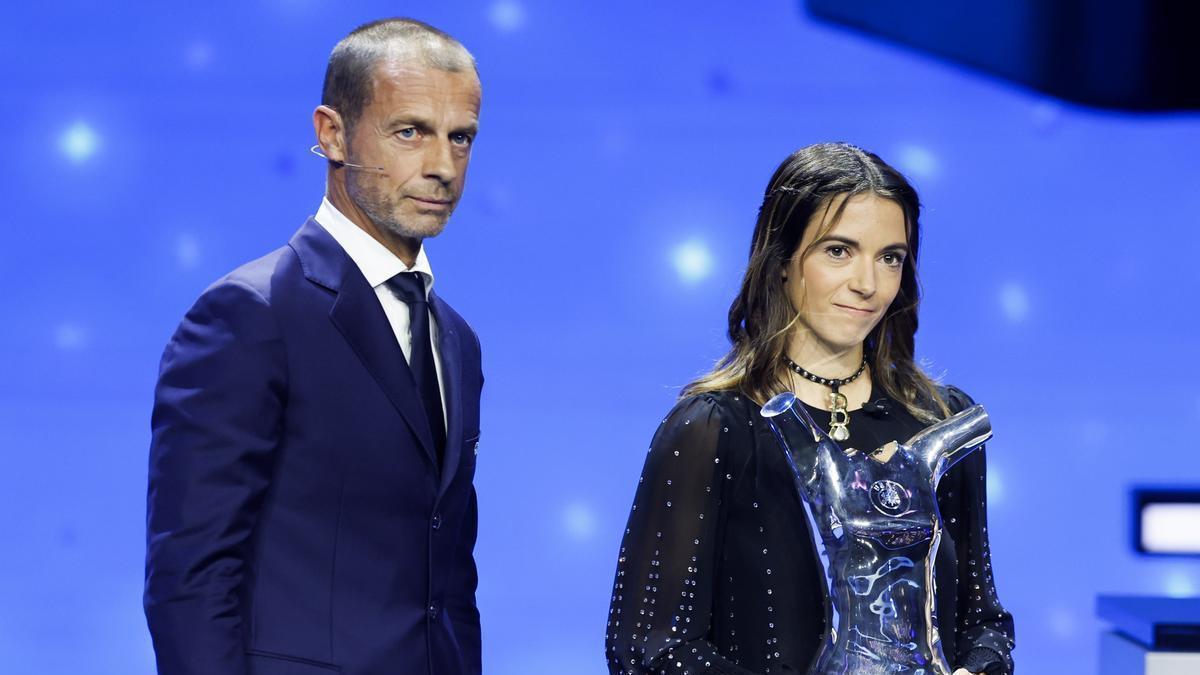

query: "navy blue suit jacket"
xmin=145 ymin=218 xmax=483 ymax=675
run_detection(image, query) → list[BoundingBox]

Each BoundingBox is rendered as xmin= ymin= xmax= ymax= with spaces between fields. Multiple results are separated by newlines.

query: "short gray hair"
xmin=321 ymin=18 xmax=477 ymax=131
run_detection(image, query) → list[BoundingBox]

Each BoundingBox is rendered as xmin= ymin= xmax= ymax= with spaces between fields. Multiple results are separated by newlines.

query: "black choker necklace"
xmin=784 ymin=356 xmax=868 ymax=442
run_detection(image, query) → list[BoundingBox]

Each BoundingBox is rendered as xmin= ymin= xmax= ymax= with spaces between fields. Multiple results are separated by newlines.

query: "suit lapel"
xmin=429 ymin=292 xmax=464 ymax=496
xmin=290 ymin=219 xmax=440 ymax=471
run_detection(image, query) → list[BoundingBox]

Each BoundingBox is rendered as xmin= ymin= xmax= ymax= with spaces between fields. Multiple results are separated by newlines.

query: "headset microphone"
xmin=309 ymin=145 xmax=388 ymax=174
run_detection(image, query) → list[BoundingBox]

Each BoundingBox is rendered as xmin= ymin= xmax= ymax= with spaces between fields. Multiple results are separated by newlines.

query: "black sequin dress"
xmin=605 ymin=386 xmax=1015 ymax=674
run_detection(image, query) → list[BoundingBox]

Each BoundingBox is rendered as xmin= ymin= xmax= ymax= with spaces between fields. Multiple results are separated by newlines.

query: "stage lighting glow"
xmin=1142 ymin=504 xmax=1200 ymax=555
xmin=1030 ymin=101 xmax=1062 ymax=132
xmin=185 ymin=41 xmax=214 ymax=70
xmin=1046 ymin=606 xmax=1077 ymax=639
xmin=998 ymin=282 xmax=1029 ymax=323
xmin=1164 ymin=569 xmax=1196 ymax=598
xmin=60 ymin=122 xmax=99 ymax=163
xmin=562 ymin=502 xmax=596 ymax=541
xmin=895 ymin=144 xmax=938 ymax=180
xmin=986 ymin=464 xmax=1004 ymax=505
xmin=54 ymin=323 xmax=88 ymax=351
xmin=489 ymin=1 xmax=525 ymax=32
xmin=672 ymin=240 xmax=713 ymax=283
xmin=176 ymin=233 xmax=201 ymax=269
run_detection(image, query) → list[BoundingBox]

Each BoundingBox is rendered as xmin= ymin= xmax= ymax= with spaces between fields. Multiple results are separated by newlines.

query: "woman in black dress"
xmin=604 ymin=143 xmax=1014 ymax=675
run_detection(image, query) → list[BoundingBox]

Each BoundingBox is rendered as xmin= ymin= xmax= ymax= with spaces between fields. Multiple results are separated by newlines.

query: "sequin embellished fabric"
xmin=605 ymin=387 xmax=1014 ymax=674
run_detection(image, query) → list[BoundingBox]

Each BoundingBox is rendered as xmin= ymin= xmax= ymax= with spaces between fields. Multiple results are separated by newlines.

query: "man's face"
xmin=343 ymin=59 xmax=481 ymax=241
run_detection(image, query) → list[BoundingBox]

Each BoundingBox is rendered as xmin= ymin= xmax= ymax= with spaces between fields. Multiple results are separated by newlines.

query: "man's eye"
xmin=397 ymin=128 xmax=417 ymax=139
xmin=451 ymin=133 xmax=473 ymax=145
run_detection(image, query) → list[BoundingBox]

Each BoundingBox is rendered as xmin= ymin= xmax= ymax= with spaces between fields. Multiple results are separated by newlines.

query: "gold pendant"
xmin=830 ymin=423 xmax=850 ymax=442
xmin=828 ymin=391 xmax=848 ymax=410
xmin=828 ymin=391 xmax=850 ymax=441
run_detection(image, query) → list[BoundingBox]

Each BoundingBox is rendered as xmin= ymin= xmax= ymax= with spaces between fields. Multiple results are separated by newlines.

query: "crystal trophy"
xmin=760 ymin=392 xmax=991 ymax=674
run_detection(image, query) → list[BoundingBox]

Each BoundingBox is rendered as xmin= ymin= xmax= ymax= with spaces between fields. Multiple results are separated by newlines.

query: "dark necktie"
xmin=386 ymin=272 xmax=446 ymax=465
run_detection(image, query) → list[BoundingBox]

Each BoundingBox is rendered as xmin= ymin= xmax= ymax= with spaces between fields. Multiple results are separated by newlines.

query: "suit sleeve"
xmin=144 ymin=279 xmax=287 ymax=675
xmin=450 ymin=487 xmax=481 ymax=674
xmin=448 ymin=326 xmax=483 ymax=674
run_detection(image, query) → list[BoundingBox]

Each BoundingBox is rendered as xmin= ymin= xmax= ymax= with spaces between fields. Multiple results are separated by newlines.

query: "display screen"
xmin=1136 ymin=491 xmax=1200 ymax=556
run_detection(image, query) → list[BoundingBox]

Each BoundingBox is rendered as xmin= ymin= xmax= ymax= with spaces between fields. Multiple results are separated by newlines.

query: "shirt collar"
xmin=314 ymin=197 xmax=435 ymax=294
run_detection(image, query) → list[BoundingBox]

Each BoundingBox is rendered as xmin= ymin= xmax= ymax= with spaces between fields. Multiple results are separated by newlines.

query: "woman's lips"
xmin=834 ymin=303 xmax=875 ymax=316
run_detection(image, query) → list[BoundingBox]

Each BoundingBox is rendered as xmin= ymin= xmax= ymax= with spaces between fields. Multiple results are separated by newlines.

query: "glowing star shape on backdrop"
xmin=671 ymin=239 xmax=714 ymax=283
xmin=59 ymin=121 xmax=99 ymax=163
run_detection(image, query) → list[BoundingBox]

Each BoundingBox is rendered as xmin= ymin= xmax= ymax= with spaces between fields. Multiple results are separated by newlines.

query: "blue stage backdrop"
xmin=3 ymin=2 xmax=1198 ymax=673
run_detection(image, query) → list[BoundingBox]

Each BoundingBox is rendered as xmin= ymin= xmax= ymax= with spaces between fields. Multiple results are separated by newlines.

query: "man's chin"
xmin=381 ymin=220 xmax=448 ymax=242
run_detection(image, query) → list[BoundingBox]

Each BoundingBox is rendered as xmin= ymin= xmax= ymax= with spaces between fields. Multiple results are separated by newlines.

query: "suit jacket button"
xmin=431 ymin=513 xmax=442 ymax=530
xmin=427 ymin=603 xmax=439 ymax=620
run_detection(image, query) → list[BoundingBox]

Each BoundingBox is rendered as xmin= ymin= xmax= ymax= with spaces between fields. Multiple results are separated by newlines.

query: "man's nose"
xmin=422 ymin=138 xmax=456 ymax=185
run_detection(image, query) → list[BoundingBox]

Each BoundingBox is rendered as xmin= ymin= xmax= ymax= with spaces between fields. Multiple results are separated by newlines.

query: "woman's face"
xmin=784 ymin=193 xmax=909 ymax=354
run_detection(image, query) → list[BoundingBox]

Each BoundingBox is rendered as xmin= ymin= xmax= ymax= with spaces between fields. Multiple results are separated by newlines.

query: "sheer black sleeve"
xmin=941 ymin=386 xmax=1016 ymax=675
xmin=605 ymin=395 xmax=755 ymax=675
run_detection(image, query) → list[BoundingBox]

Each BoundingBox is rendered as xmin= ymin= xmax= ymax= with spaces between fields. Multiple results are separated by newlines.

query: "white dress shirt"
xmin=314 ymin=198 xmax=447 ymax=428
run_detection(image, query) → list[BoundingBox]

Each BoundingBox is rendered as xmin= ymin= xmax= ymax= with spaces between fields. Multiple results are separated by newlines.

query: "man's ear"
xmin=313 ymin=105 xmax=347 ymax=163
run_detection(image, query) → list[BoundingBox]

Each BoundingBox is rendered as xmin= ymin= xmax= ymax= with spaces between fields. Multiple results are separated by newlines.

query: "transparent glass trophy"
xmin=760 ymin=393 xmax=992 ymax=674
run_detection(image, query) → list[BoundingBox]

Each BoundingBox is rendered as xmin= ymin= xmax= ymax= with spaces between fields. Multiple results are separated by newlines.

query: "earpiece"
xmin=308 ymin=145 xmax=388 ymax=174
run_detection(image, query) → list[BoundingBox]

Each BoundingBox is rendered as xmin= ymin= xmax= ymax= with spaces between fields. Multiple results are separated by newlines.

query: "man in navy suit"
xmin=145 ymin=18 xmax=484 ymax=675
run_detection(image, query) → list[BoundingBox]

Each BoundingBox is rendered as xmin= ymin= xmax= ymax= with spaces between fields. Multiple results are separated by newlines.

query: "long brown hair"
xmin=684 ymin=142 xmax=950 ymax=421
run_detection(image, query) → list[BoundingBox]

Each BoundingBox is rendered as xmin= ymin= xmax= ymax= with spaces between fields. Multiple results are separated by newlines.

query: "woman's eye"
xmin=826 ymin=245 xmax=848 ymax=258
xmin=882 ymin=252 xmax=906 ymax=267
